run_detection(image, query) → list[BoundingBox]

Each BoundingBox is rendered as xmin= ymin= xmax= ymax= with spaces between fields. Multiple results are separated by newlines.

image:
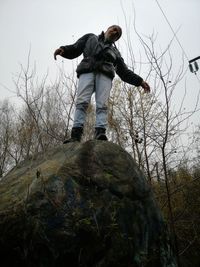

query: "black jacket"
xmin=60 ymin=32 xmax=143 ymax=86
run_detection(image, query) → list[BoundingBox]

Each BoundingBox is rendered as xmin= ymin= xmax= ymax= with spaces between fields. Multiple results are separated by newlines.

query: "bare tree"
xmin=12 ymin=54 xmax=78 ymax=156
xmin=0 ymin=100 xmax=17 ymax=177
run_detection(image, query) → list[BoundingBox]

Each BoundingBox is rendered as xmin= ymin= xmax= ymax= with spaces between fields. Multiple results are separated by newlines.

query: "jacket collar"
xmin=98 ymin=31 xmax=114 ymax=45
xmin=98 ymin=31 xmax=105 ymax=41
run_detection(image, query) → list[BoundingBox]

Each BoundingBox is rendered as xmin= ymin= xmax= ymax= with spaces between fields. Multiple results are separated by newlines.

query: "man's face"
xmin=104 ymin=26 xmax=121 ymax=42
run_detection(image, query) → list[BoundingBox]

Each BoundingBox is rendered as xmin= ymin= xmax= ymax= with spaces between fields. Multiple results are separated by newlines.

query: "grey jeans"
xmin=73 ymin=72 xmax=112 ymax=128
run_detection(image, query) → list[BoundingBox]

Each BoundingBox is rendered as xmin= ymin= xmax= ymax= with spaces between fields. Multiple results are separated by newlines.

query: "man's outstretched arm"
xmin=116 ymin=56 xmax=150 ymax=92
xmin=54 ymin=33 xmax=92 ymax=60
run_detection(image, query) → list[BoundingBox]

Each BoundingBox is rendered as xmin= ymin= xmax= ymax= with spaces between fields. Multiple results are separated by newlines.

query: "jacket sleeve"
xmin=60 ymin=33 xmax=92 ymax=59
xmin=115 ymin=56 xmax=143 ymax=86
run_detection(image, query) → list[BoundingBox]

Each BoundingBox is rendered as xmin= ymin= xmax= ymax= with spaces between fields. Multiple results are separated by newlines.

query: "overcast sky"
xmin=0 ymin=0 xmax=200 ymax=122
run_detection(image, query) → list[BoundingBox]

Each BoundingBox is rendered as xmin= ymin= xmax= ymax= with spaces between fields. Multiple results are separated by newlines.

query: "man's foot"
xmin=63 ymin=127 xmax=83 ymax=144
xmin=63 ymin=138 xmax=80 ymax=144
xmin=95 ymin=127 xmax=108 ymax=141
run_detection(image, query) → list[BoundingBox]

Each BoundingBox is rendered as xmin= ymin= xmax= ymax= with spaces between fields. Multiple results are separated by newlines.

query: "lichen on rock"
xmin=0 ymin=141 xmax=177 ymax=267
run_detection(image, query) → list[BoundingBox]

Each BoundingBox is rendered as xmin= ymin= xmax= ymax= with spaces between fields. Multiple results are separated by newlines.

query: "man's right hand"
xmin=54 ymin=48 xmax=64 ymax=60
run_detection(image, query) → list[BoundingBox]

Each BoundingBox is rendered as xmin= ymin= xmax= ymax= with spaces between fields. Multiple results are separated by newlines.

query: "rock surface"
xmin=0 ymin=141 xmax=177 ymax=267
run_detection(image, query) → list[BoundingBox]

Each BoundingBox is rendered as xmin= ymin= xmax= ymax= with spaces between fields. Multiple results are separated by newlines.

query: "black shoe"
xmin=63 ymin=137 xmax=79 ymax=144
xmin=95 ymin=127 xmax=108 ymax=141
xmin=63 ymin=127 xmax=83 ymax=144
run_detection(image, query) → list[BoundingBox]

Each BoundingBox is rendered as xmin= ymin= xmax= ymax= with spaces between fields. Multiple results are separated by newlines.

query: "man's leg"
xmin=63 ymin=73 xmax=94 ymax=143
xmin=73 ymin=73 xmax=95 ymax=128
xmin=95 ymin=73 xmax=112 ymax=140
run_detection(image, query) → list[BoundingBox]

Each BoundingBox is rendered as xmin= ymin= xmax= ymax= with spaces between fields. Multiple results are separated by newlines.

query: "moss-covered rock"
xmin=0 ymin=141 xmax=177 ymax=267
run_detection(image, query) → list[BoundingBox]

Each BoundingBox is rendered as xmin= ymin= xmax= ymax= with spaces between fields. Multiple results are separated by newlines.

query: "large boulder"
xmin=0 ymin=141 xmax=177 ymax=267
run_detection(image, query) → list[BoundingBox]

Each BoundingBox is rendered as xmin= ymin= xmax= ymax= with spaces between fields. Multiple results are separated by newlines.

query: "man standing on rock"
xmin=54 ymin=25 xmax=150 ymax=143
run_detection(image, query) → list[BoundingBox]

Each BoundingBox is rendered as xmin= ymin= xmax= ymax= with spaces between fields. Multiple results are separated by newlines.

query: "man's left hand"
xmin=141 ymin=81 xmax=150 ymax=93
